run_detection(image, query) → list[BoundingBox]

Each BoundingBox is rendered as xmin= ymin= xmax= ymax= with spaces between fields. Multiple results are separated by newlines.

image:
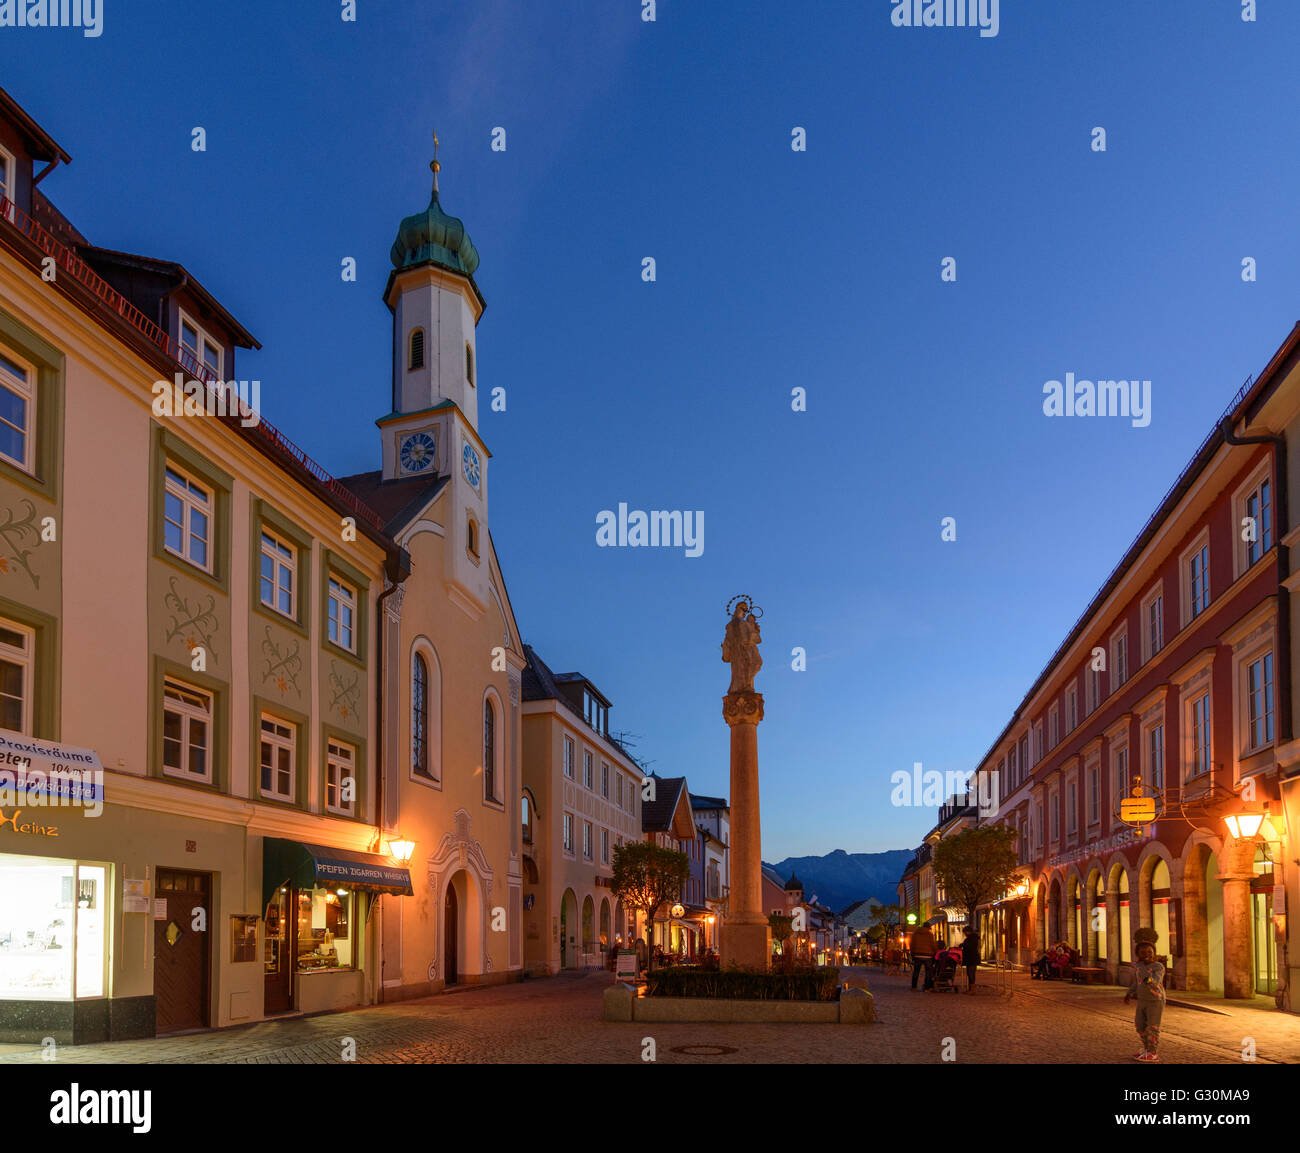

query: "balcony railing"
xmin=0 ymin=194 xmax=386 ymax=532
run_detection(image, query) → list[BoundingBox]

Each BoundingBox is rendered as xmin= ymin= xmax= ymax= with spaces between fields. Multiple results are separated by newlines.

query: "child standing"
xmin=1124 ymin=927 xmax=1166 ymax=1062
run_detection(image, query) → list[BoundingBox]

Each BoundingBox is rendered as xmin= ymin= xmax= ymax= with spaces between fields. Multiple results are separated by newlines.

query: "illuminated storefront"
xmin=0 ymin=856 xmax=107 ymax=1002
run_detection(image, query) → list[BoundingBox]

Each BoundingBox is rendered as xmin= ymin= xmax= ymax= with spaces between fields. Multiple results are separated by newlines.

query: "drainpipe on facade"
xmin=372 ymin=547 xmax=411 ymax=1004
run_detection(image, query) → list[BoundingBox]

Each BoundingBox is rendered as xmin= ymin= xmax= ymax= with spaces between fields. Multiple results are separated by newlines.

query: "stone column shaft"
xmin=1220 ymin=837 xmax=1257 ymax=1000
xmin=720 ymin=691 xmax=770 ymax=969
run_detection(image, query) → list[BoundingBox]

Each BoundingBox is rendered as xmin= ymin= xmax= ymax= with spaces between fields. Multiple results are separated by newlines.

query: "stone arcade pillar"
xmin=720 ymin=690 xmax=770 ymax=970
xmin=1220 ymin=836 xmax=1257 ymax=999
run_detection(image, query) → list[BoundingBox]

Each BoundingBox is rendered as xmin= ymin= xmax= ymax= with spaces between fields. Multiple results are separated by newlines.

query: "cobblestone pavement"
xmin=0 ymin=967 xmax=1295 ymax=1064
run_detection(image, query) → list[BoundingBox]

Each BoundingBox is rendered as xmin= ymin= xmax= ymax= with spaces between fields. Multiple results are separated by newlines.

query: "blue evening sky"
xmin=4 ymin=0 xmax=1298 ymax=860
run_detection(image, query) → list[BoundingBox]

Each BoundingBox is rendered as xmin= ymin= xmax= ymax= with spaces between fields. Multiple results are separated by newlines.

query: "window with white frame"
xmin=1187 ymin=692 xmax=1211 ymax=781
xmin=616 ymin=773 xmax=624 ymax=808
xmin=1048 ymin=704 xmax=1059 ymax=751
xmin=601 ymin=827 xmax=609 ymax=864
xmin=563 ymin=812 xmax=574 ymax=854
xmin=0 ymin=346 xmax=34 ymax=473
xmin=0 ymin=620 xmax=33 ymax=735
xmin=1087 ymin=763 xmax=1099 ymax=825
xmin=583 ymin=820 xmax=593 ymax=860
xmin=1237 ymin=468 xmax=1273 ymax=573
xmin=163 ymin=464 xmax=212 ymax=572
xmin=1066 ymin=684 xmax=1078 ymax=732
xmin=259 ymin=530 xmax=296 ymax=618
xmin=1066 ymin=778 xmax=1078 ymax=834
xmin=1032 ymin=722 xmax=1043 ymax=767
xmin=1049 ymin=791 xmax=1060 ymax=843
xmin=1003 ymin=749 xmax=1014 ymax=792
xmin=326 ymin=738 xmax=355 ymax=815
xmin=563 ymin=735 xmax=574 ymax=778
xmin=162 ymin=678 xmax=212 ymax=783
xmin=179 ymin=311 xmax=222 ymax=379
xmin=601 ymin=761 xmax=609 ymax=798
xmin=1141 ymin=586 xmax=1164 ymax=664
xmin=1018 ymin=735 xmax=1028 ymax=785
xmin=0 ymin=144 xmax=13 ymax=205
xmin=583 ymin=749 xmax=593 ymax=790
xmin=1086 ymin=665 xmax=1101 ymax=716
xmin=327 ymin=576 xmax=356 ymax=652
xmin=1035 ymin=800 xmax=1044 ymax=851
xmin=1145 ymin=722 xmax=1165 ymax=791
xmin=1112 ymin=745 xmax=1129 ymax=816
xmin=1183 ymin=534 xmax=1210 ymax=624
xmin=1245 ymin=650 xmax=1275 ymax=753
xmin=0 ymin=145 xmax=15 ymax=222
xmin=1111 ymin=625 xmax=1128 ymax=690
xmin=259 ymin=713 xmax=295 ymax=801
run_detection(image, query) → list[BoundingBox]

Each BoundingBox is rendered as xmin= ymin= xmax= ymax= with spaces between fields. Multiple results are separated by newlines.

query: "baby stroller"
xmin=932 ymin=950 xmax=961 ymax=993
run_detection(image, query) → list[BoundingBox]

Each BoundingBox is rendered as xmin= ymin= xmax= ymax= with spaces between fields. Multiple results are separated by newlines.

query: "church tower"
xmin=379 ymin=138 xmax=491 ymax=615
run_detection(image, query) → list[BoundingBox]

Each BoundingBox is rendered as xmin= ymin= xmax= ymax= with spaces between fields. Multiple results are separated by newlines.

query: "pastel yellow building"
xmin=0 ymin=87 xmax=412 ymax=1043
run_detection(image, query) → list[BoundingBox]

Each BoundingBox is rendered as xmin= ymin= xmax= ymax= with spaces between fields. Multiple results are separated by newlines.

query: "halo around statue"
xmin=725 ymin=594 xmax=763 ymax=619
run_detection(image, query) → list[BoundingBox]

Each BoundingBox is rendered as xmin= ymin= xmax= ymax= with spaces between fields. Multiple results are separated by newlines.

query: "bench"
xmin=1070 ymin=966 xmax=1106 ymax=985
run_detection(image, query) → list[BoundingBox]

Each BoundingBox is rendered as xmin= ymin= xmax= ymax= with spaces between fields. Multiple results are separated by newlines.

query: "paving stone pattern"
xmin=0 ymin=968 xmax=1294 ymax=1064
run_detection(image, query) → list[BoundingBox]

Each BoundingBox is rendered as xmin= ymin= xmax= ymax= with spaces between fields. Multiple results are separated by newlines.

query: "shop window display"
xmin=295 ymin=887 xmax=354 ymax=971
xmin=0 ymin=856 xmax=107 ymax=999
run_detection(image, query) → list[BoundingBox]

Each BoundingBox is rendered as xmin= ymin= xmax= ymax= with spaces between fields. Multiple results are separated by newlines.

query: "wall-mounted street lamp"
xmin=388 ymin=838 xmax=416 ymax=863
xmin=1223 ymin=812 xmax=1264 ymax=840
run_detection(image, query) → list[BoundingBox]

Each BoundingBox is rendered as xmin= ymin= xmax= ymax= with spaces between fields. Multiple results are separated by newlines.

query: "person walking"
xmin=961 ymin=927 xmax=980 ymax=993
xmin=1124 ymin=927 xmax=1166 ymax=1062
xmin=909 ymin=922 xmax=937 ymax=990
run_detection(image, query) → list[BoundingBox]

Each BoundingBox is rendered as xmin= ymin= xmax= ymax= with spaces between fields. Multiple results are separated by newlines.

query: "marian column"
xmin=720 ymin=597 xmax=771 ymax=970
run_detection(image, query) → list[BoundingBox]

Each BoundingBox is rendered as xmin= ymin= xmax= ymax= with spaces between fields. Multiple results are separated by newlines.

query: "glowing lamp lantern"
xmin=1223 ymin=813 xmax=1264 ymax=840
xmin=670 ymin=903 xmax=685 ymax=919
xmin=388 ymin=838 xmax=416 ymax=863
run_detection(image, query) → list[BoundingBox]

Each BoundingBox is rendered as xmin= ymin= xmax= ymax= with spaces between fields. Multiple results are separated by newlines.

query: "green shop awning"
xmin=262 ymin=838 xmax=414 ymax=909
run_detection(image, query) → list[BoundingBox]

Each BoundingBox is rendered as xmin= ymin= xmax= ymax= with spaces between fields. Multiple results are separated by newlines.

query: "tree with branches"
xmin=931 ymin=825 xmax=1020 ymax=933
xmin=611 ymin=840 xmax=689 ymax=976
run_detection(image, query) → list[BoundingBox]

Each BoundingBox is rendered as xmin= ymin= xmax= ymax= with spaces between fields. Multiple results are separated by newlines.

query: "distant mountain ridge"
xmin=763 ymin=848 xmax=913 ymax=913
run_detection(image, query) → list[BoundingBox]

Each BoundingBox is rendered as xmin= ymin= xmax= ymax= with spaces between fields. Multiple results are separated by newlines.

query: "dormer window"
xmin=582 ymin=689 xmax=607 ymax=735
xmin=465 ymin=342 xmax=474 ymax=386
xmin=409 ymin=328 xmax=425 ymax=370
xmin=179 ymin=310 xmax=222 ymax=380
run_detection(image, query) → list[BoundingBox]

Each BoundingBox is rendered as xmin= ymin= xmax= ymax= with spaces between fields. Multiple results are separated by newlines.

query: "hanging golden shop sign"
xmin=1118 ymin=779 xmax=1162 ymax=827
xmin=1120 ymin=797 xmax=1158 ymax=822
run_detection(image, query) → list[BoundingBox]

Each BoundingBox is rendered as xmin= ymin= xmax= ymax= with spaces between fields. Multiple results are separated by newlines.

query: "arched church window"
xmin=409 ymin=328 xmax=425 ymax=370
xmin=465 ymin=342 xmax=474 ymax=385
xmin=483 ymin=698 xmax=496 ymax=801
xmin=413 ymin=653 xmax=429 ymax=775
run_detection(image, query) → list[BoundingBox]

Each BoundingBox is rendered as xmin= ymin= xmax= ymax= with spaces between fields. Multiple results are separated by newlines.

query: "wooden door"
xmin=153 ymin=869 xmax=210 ymax=1034
xmin=444 ymin=884 xmax=458 ymax=985
xmin=263 ymin=885 xmax=294 ymax=1014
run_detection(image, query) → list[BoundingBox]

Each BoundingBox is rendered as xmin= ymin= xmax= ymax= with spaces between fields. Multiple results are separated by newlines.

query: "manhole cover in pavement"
xmin=669 ymin=1044 xmax=738 ymax=1056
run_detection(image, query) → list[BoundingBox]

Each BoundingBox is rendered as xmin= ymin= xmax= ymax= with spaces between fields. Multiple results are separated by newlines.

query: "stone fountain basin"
xmin=602 ymin=983 xmax=874 ymax=1024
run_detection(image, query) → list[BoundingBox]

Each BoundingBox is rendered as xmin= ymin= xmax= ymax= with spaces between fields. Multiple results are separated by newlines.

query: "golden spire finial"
xmin=430 ymin=129 xmax=441 ymax=199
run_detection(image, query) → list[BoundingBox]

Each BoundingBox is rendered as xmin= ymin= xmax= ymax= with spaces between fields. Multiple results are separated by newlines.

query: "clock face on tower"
xmin=462 ymin=440 xmax=481 ymax=490
xmin=399 ymin=431 xmax=436 ymax=475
